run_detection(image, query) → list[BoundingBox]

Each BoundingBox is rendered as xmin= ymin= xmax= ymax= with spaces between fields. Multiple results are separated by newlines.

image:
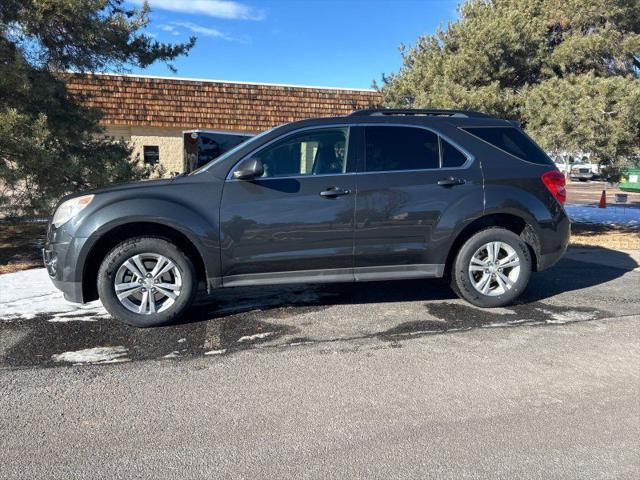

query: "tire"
xmin=97 ymin=237 xmax=197 ymax=327
xmin=450 ymin=228 xmax=532 ymax=308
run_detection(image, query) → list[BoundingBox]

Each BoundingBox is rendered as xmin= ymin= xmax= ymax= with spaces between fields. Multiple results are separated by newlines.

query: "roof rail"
xmin=349 ymin=108 xmax=491 ymax=119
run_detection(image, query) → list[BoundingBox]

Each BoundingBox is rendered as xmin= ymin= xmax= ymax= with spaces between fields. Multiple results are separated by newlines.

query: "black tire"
xmin=450 ymin=228 xmax=532 ymax=308
xmin=97 ymin=237 xmax=197 ymax=327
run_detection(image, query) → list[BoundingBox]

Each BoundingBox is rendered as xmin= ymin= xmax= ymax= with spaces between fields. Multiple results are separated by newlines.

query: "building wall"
xmin=105 ymin=126 xmax=190 ymax=175
xmin=69 ymin=73 xmax=381 ymax=132
xmin=74 ymin=73 xmax=382 ymax=177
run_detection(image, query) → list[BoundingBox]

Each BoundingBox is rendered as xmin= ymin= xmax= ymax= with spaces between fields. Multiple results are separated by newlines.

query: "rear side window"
xmin=365 ymin=126 xmax=439 ymax=172
xmin=440 ymin=138 xmax=467 ymax=168
xmin=463 ymin=127 xmax=552 ymax=165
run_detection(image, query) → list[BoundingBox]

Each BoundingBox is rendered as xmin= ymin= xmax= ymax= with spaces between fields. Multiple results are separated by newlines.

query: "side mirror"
xmin=233 ymin=158 xmax=264 ymax=180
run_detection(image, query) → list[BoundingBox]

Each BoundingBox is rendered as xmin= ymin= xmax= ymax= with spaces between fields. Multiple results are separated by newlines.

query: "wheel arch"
xmin=81 ymin=222 xmax=209 ymax=303
xmin=444 ymin=213 xmax=541 ymax=279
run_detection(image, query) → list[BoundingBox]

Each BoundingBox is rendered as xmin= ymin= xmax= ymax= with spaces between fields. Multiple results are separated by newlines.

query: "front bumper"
xmin=570 ymin=172 xmax=595 ymax=180
xmin=43 ymin=246 xmax=85 ymax=303
xmin=43 ymin=219 xmax=92 ymax=304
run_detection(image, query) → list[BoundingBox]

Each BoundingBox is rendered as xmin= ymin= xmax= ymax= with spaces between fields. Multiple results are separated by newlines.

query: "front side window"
xmin=365 ymin=126 xmax=439 ymax=172
xmin=255 ymin=128 xmax=348 ymax=178
xmin=463 ymin=127 xmax=552 ymax=165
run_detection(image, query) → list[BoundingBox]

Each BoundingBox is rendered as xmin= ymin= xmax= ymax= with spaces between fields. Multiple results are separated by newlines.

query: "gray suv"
xmin=44 ymin=109 xmax=570 ymax=327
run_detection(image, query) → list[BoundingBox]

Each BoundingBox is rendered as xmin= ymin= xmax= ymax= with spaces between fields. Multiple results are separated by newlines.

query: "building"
xmin=67 ymin=73 xmax=381 ymax=174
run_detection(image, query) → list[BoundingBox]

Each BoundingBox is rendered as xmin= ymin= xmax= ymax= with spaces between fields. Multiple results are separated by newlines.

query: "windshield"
xmin=190 ymin=127 xmax=277 ymax=175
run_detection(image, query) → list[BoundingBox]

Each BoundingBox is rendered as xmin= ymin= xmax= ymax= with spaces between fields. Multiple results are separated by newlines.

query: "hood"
xmin=85 ymin=177 xmax=177 ymax=195
xmin=54 ymin=177 xmax=181 ymax=208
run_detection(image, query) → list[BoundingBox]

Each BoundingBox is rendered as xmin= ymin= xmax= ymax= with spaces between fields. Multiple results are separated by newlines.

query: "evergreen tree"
xmin=0 ymin=0 xmax=195 ymax=215
xmin=381 ymin=0 xmax=640 ymax=177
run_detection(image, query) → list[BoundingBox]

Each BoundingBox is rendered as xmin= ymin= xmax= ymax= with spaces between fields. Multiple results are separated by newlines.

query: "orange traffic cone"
xmin=598 ymin=189 xmax=606 ymax=208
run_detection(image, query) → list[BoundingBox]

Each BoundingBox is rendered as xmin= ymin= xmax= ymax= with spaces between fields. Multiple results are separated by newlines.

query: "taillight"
xmin=541 ymin=170 xmax=566 ymax=204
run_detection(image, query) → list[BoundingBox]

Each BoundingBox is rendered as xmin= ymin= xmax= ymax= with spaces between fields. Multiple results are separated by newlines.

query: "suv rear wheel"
xmin=97 ymin=237 xmax=197 ymax=327
xmin=450 ymin=228 xmax=532 ymax=308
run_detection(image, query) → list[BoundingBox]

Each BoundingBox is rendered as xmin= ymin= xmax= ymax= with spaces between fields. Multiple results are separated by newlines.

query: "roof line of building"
xmin=81 ymin=72 xmax=378 ymax=93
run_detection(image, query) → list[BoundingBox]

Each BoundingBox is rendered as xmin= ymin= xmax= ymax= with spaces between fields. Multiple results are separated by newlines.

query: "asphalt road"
xmin=1 ymin=247 xmax=640 ymax=478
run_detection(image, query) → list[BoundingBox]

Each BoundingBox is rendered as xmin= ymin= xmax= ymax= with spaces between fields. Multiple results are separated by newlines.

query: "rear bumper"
xmin=537 ymin=242 xmax=568 ymax=271
xmin=536 ymin=210 xmax=570 ymax=271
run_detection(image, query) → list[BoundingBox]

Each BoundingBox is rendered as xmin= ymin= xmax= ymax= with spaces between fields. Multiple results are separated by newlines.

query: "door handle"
xmin=320 ymin=187 xmax=351 ymax=198
xmin=437 ymin=177 xmax=466 ymax=187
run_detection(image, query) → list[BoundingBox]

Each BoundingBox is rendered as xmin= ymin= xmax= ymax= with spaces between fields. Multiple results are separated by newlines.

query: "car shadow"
xmin=3 ymin=246 xmax=635 ymax=368
xmin=187 ymin=246 xmax=636 ymax=321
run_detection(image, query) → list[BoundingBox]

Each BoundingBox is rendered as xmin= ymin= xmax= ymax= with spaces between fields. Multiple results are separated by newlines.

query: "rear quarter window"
xmin=463 ymin=127 xmax=552 ymax=166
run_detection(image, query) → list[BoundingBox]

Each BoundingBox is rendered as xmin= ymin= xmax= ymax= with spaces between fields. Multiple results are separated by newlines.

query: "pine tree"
xmin=381 ymin=0 xmax=640 ymax=177
xmin=0 ymin=0 xmax=195 ymax=215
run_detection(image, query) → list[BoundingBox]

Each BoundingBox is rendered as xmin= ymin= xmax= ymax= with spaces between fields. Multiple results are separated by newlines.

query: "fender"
xmin=74 ymin=197 xmax=221 ymax=284
xmin=483 ymin=183 xmax=568 ymax=257
xmin=432 ymin=183 xmax=556 ymax=267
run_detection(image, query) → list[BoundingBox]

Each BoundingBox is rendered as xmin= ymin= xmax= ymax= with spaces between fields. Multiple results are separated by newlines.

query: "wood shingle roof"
xmin=67 ymin=73 xmax=382 ymax=132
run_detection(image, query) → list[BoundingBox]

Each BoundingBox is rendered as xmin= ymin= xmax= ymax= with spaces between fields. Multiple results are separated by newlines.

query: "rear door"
xmin=353 ymin=125 xmax=483 ymax=280
xmin=219 ymin=126 xmax=357 ymax=285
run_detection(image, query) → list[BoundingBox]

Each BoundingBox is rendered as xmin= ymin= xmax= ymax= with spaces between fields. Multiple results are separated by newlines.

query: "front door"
xmin=353 ymin=125 xmax=483 ymax=280
xmin=220 ymin=127 xmax=356 ymax=286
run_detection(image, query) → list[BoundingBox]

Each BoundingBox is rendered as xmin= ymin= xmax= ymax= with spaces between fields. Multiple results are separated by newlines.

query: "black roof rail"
xmin=349 ymin=108 xmax=491 ymax=119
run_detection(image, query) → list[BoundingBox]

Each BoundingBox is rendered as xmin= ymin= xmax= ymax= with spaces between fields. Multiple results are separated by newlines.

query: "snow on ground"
xmin=51 ymin=346 xmax=129 ymax=365
xmin=237 ymin=332 xmax=275 ymax=343
xmin=565 ymin=204 xmax=640 ymax=227
xmin=0 ymin=268 xmax=106 ymax=321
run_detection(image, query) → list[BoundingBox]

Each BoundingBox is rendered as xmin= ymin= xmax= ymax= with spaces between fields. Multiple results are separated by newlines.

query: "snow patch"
xmin=565 ymin=204 xmax=640 ymax=227
xmin=482 ymin=320 xmax=544 ymax=328
xmin=237 ymin=331 xmax=275 ymax=343
xmin=204 ymin=349 xmax=226 ymax=356
xmin=47 ymin=311 xmax=100 ymax=323
xmin=0 ymin=268 xmax=106 ymax=321
xmin=51 ymin=346 xmax=128 ymax=365
xmin=163 ymin=351 xmax=181 ymax=359
xmin=535 ymin=308 xmax=598 ymax=324
xmin=537 ymin=308 xmax=598 ymax=324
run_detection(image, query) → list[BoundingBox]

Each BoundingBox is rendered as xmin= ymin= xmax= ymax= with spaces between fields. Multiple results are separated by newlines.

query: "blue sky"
xmin=126 ymin=0 xmax=460 ymax=89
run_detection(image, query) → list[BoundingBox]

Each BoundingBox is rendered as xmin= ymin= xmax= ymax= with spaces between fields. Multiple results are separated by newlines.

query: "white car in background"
xmin=569 ymin=160 xmax=600 ymax=181
xmin=551 ymin=154 xmax=572 ymax=175
xmin=550 ymin=153 xmax=602 ymax=181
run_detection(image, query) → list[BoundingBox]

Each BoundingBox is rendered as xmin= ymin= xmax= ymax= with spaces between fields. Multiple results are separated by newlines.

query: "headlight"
xmin=52 ymin=195 xmax=94 ymax=228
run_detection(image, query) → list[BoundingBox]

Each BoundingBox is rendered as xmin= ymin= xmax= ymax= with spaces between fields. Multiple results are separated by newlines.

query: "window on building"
xmin=364 ymin=126 xmax=439 ymax=172
xmin=440 ymin=138 xmax=467 ymax=168
xmin=257 ymin=128 xmax=348 ymax=178
xmin=463 ymin=127 xmax=552 ymax=165
xmin=143 ymin=145 xmax=160 ymax=165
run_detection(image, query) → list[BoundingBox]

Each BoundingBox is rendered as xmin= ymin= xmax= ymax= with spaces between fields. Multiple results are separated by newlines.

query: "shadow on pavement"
xmin=188 ymin=246 xmax=636 ymax=317
xmin=2 ymin=246 xmax=636 ymax=368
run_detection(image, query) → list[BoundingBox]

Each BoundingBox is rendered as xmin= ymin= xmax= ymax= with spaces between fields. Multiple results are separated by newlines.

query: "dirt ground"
xmin=1 ymin=219 xmax=638 ymax=275
xmin=566 ymin=180 xmax=640 ymax=206
xmin=0 ymin=222 xmax=47 ymax=274
xmin=570 ymin=223 xmax=640 ymax=250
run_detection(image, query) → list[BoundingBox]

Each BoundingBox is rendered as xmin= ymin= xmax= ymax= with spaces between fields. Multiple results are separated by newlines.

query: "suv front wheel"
xmin=97 ymin=237 xmax=197 ymax=327
xmin=450 ymin=228 xmax=532 ymax=308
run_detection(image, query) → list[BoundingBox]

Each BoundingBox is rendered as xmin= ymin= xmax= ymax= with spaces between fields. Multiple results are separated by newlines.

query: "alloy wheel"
xmin=114 ymin=253 xmax=182 ymax=315
xmin=468 ymin=241 xmax=521 ymax=297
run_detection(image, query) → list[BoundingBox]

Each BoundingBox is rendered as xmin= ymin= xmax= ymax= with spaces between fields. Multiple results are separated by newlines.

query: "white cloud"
xmin=173 ymin=21 xmax=228 ymax=39
xmin=132 ymin=0 xmax=264 ymax=20
xmin=157 ymin=24 xmax=180 ymax=35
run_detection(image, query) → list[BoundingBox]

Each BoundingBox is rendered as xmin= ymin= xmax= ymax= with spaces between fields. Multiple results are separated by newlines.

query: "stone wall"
xmin=105 ymin=126 xmax=186 ymax=174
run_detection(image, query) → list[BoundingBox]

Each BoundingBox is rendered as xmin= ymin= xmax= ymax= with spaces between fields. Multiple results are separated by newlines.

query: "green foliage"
xmin=381 ymin=0 xmax=640 ymax=176
xmin=0 ymin=1 xmax=194 ymax=216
